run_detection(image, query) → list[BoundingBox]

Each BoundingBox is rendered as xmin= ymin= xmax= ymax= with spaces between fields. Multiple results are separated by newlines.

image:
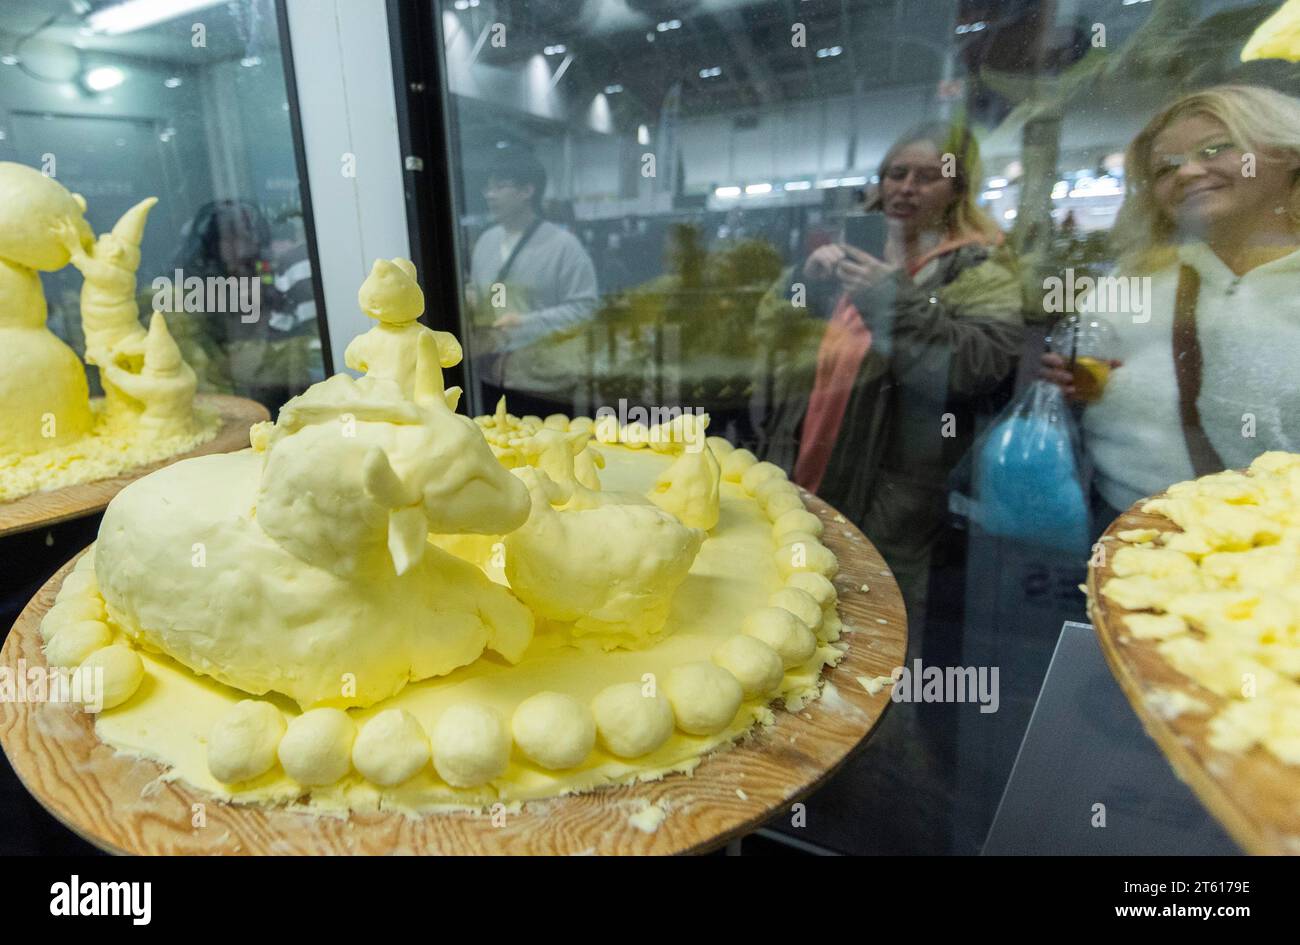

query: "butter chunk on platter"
xmin=1087 ymin=457 xmax=1300 ymax=855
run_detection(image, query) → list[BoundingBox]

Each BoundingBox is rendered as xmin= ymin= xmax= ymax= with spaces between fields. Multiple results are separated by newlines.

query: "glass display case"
xmin=0 ymin=0 xmax=328 ymax=412
xmin=3 ymin=0 xmax=1299 ymax=866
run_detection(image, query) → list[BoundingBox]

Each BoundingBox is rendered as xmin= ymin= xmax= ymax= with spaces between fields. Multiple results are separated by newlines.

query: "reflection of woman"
xmin=170 ymin=200 xmax=318 ymax=410
xmin=763 ymin=121 xmax=1024 ymax=625
xmin=1041 ymin=86 xmax=1300 ymax=527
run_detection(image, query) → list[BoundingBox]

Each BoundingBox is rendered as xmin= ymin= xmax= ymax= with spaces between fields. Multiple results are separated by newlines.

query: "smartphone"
xmin=843 ymin=212 xmax=887 ymax=258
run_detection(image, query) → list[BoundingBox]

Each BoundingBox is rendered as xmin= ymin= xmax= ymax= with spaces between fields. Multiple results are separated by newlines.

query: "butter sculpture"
xmin=94 ymin=267 xmax=534 ymax=708
xmin=39 ymin=259 xmax=851 ymax=813
xmin=0 ymin=162 xmax=214 ymax=500
xmin=647 ymin=413 xmax=721 ymax=531
xmin=1100 ymin=452 xmax=1300 ymax=765
xmin=0 ymin=163 xmax=95 ymax=457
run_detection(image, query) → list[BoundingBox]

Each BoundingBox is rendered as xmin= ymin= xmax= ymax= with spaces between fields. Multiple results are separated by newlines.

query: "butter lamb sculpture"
xmin=93 ymin=266 xmax=535 ymax=709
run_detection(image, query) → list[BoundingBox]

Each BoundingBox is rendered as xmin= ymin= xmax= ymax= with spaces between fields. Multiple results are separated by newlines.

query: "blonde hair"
xmin=869 ymin=120 xmax=1003 ymax=245
xmin=1113 ymin=84 xmax=1300 ymax=273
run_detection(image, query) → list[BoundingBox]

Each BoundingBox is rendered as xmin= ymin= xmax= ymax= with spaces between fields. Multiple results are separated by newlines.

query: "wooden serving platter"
xmin=1088 ymin=499 xmax=1300 ymax=855
xmin=0 ymin=491 xmax=907 ymax=856
xmin=0 ymin=395 xmax=269 ymax=539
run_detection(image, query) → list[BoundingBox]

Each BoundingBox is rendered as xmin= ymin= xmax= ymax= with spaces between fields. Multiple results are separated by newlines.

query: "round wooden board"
xmin=0 ymin=395 xmax=269 ymax=539
xmin=1088 ymin=498 xmax=1299 ymax=855
xmin=0 ymin=490 xmax=907 ymax=856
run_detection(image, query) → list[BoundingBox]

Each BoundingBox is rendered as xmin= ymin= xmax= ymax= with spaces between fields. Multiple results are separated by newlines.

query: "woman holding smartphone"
xmin=1040 ymin=85 xmax=1300 ymax=531
xmin=760 ymin=120 xmax=1024 ymax=629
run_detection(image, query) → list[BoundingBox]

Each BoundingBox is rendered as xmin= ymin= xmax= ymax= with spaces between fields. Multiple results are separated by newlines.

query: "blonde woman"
xmin=1041 ymin=84 xmax=1300 ymax=523
xmin=762 ymin=120 xmax=1024 ymax=627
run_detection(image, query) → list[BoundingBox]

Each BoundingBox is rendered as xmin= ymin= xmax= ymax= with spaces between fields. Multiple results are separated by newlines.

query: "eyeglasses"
xmin=882 ymin=164 xmax=948 ymax=186
xmin=1151 ymin=140 xmax=1240 ymax=179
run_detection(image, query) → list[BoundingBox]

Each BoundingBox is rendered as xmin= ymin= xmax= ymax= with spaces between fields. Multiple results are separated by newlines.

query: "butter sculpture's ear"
xmin=514 ymin=465 xmax=572 ymax=508
xmin=443 ymin=385 xmax=462 ymax=412
xmin=362 ymin=447 xmax=417 ymax=509
xmin=387 ymin=506 xmax=428 ymax=576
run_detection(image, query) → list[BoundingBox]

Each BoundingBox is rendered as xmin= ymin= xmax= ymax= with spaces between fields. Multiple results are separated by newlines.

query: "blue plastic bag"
xmin=971 ymin=380 xmax=1089 ymax=553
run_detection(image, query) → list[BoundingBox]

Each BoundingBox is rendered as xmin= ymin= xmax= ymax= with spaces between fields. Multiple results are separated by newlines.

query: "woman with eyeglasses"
xmin=759 ymin=120 xmax=1025 ymax=630
xmin=1040 ymin=85 xmax=1300 ymax=530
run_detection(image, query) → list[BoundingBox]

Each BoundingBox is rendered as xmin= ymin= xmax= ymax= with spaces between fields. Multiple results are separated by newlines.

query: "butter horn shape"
xmin=79 ymin=196 xmax=158 ymax=366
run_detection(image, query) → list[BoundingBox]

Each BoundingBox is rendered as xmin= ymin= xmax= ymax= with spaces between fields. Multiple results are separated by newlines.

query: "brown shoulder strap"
xmin=1171 ymin=264 xmax=1225 ymax=477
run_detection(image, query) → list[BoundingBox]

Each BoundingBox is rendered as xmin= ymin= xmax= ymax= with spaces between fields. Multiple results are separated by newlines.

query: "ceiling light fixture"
xmin=83 ymin=65 xmax=125 ymax=92
xmin=86 ymin=0 xmax=228 ymax=36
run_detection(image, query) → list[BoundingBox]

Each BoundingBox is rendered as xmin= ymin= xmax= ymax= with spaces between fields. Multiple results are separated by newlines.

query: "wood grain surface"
xmin=0 ymin=490 xmax=907 ymax=856
xmin=0 ymin=395 xmax=269 ymax=538
xmin=1088 ymin=498 xmax=1300 ymax=855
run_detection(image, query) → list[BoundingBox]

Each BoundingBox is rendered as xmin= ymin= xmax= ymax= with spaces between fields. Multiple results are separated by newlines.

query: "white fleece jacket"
xmin=1084 ymin=242 xmax=1300 ymax=511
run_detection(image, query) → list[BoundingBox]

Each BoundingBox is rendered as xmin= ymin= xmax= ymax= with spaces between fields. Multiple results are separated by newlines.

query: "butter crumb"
xmin=1146 ymin=688 xmax=1209 ymax=721
xmin=856 ymin=674 xmax=894 ymax=696
xmin=735 ymin=788 xmax=748 ymax=801
xmin=628 ymin=800 xmax=668 ymax=834
xmin=1118 ymin=528 xmax=1159 ymax=543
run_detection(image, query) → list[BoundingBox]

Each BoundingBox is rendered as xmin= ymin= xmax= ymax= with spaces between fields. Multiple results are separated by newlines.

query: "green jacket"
xmin=758 ymin=243 xmax=1025 ymax=565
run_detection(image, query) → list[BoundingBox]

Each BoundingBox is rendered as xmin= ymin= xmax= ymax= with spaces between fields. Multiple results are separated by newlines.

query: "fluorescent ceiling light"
xmin=839 ymin=176 xmax=867 ymax=187
xmin=87 ymin=0 xmax=228 ymax=36
xmin=83 ymin=65 xmax=125 ymax=91
xmin=815 ymin=178 xmax=840 ymax=189
xmin=986 ymin=177 xmax=1008 ymax=188
xmin=714 ymin=186 xmax=741 ymax=198
xmin=164 ymin=76 xmax=182 ymax=88
xmin=783 ymin=180 xmax=811 ymax=191
xmin=745 ymin=182 xmax=772 ymax=195
xmin=981 ymin=189 xmax=1004 ymax=200
xmin=604 ymin=84 xmax=623 ymax=94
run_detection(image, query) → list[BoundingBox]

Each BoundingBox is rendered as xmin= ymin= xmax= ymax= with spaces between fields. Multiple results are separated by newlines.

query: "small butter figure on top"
xmin=345 ymin=257 xmax=464 ymax=408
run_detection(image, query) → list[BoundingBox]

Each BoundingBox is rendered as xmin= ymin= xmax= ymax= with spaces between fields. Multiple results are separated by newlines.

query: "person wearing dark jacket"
xmin=758 ymin=121 xmax=1025 ymax=631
